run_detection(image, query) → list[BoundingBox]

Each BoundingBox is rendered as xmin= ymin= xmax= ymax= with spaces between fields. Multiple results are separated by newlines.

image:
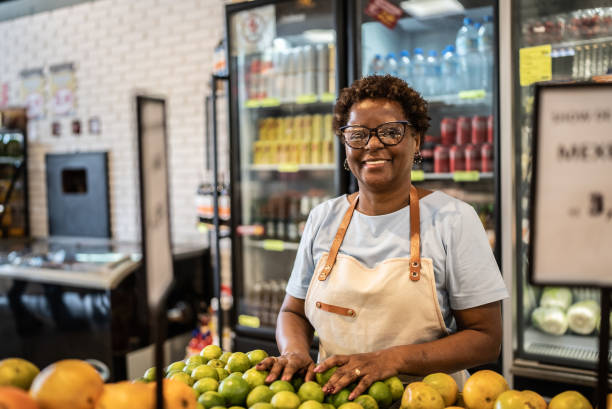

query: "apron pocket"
xmin=315 ymin=301 xmax=357 ymax=318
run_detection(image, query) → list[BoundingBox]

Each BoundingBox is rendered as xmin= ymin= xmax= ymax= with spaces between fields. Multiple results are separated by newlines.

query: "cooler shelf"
xmin=524 ymin=327 xmax=612 ymax=364
xmin=249 ymin=164 xmax=336 ymax=172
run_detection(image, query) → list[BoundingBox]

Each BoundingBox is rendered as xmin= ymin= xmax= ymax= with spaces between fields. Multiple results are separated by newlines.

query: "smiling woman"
xmin=257 ymin=75 xmax=508 ymax=397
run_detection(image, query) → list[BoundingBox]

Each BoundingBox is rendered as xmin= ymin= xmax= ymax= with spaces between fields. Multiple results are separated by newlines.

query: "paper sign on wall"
xmin=20 ymin=68 xmax=45 ymax=119
xmin=530 ymin=84 xmax=612 ymax=286
xmin=230 ymin=5 xmax=275 ymax=56
xmin=50 ymin=63 xmax=77 ymax=116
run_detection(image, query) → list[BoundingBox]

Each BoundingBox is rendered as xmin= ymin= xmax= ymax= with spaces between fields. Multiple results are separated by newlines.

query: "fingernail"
xmin=265 ymin=377 xmax=272 ymax=383
xmin=348 ymin=394 xmax=354 ymax=401
xmin=314 ymin=366 xmax=321 ymax=372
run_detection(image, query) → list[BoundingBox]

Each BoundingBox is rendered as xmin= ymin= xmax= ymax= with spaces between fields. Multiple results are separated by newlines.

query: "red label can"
xmin=440 ymin=117 xmax=456 ymax=146
xmin=487 ymin=115 xmax=494 ymax=144
xmin=471 ymin=115 xmax=487 ymax=145
xmin=465 ymin=144 xmax=481 ymax=171
xmin=456 ymin=116 xmax=471 ymax=145
xmin=434 ymin=145 xmax=449 ymax=173
xmin=481 ymin=143 xmax=494 ymax=173
xmin=449 ymin=145 xmax=465 ymax=172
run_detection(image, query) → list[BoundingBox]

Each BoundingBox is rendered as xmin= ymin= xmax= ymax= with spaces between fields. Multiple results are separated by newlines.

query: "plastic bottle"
xmin=398 ymin=50 xmax=412 ymax=84
xmin=456 ymin=17 xmax=482 ymax=91
xmin=368 ymin=54 xmax=385 ymax=75
xmin=384 ymin=52 xmax=399 ymax=77
xmin=424 ymin=50 xmax=441 ymax=97
xmin=440 ymin=46 xmax=459 ymax=95
xmin=478 ymin=16 xmax=494 ymax=91
xmin=412 ymin=48 xmax=426 ymax=94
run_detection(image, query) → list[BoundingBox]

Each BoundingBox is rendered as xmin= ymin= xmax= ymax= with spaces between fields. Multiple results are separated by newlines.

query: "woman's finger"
xmin=265 ymin=358 xmax=285 ymax=383
xmin=256 ymin=356 xmax=277 ymax=371
xmin=325 ymin=370 xmax=356 ymax=395
xmin=314 ymin=355 xmax=348 ymax=373
xmin=348 ymin=375 xmax=374 ymax=401
xmin=304 ymin=362 xmax=316 ymax=382
xmin=280 ymin=357 xmax=303 ymax=381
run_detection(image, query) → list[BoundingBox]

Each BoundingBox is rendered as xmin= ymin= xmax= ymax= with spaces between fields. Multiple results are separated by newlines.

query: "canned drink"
xmin=434 ymin=145 xmax=450 ymax=173
xmin=487 ymin=115 xmax=494 ymax=144
xmin=303 ymin=45 xmax=316 ymax=96
xmin=248 ymin=57 xmax=261 ymax=100
xmin=323 ymin=114 xmax=333 ymax=140
xmin=287 ymin=48 xmax=299 ymax=101
xmin=471 ymin=115 xmax=487 ymax=145
xmin=440 ymin=117 xmax=456 ymax=146
xmin=456 ymin=116 xmax=471 ymax=145
xmin=295 ymin=47 xmax=306 ymax=97
xmin=465 ymin=144 xmax=481 ymax=171
xmin=311 ymin=114 xmax=323 ymax=141
xmin=449 ymin=145 xmax=465 ymax=172
xmin=481 ymin=143 xmax=494 ymax=173
xmin=316 ymin=43 xmax=329 ymax=97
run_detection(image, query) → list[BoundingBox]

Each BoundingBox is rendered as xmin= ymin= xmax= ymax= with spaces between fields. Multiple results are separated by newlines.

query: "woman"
xmin=257 ymin=75 xmax=508 ymax=399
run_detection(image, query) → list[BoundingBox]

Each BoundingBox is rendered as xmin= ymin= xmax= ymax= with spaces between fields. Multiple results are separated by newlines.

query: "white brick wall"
xmin=0 ymin=0 xmax=228 ymax=244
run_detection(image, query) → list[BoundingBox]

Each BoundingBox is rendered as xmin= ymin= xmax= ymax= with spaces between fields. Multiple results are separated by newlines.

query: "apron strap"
xmin=318 ymin=192 xmax=359 ymax=281
xmin=409 ymin=185 xmax=421 ymax=281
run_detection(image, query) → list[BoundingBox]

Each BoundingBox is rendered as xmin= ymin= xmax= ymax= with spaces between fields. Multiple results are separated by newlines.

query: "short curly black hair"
xmin=333 ymin=75 xmax=430 ymax=145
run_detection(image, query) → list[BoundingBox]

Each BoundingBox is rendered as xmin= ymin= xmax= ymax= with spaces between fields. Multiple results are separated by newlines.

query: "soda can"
xmin=456 ymin=116 xmax=471 ymax=145
xmin=487 ymin=114 xmax=494 ymax=144
xmin=440 ymin=117 xmax=456 ymax=146
xmin=316 ymin=43 xmax=329 ymax=97
xmin=287 ymin=48 xmax=299 ymax=101
xmin=303 ymin=45 xmax=316 ymax=96
xmin=433 ymin=145 xmax=449 ymax=173
xmin=465 ymin=144 xmax=481 ymax=171
xmin=481 ymin=143 xmax=494 ymax=173
xmin=471 ymin=115 xmax=487 ymax=145
xmin=295 ymin=47 xmax=306 ymax=97
xmin=449 ymin=145 xmax=465 ymax=172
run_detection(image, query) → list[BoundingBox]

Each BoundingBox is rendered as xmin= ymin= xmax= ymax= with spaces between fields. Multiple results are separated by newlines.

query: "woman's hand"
xmin=314 ymin=351 xmax=398 ymax=400
xmin=256 ymin=351 xmax=316 ymax=383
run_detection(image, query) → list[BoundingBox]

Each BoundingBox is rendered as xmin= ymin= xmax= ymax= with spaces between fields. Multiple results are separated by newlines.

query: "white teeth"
xmin=365 ymin=160 xmax=386 ymax=164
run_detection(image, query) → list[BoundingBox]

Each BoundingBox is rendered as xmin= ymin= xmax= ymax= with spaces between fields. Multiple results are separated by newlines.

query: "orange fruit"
xmin=0 ymin=386 xmax=39 ymax=409
xmin=0 ymin=358 xmax=40 ymax=390
xmin=492 ymin=390 xmax=524 ymax=409
xmin=150 ymin=378 xmax=197 ymax=409
xmin=462 ymin=370 xmax=509 ymax=409
xmin=94 ymin=381 xmax=153 ymax=409
xmin=422 ymin=373 xmax=458 ymax=406
xmin=548 ymin=391 xmax=593 ymax=409
xmin=400 ymin=382 xmax=444 ymax=409
xmin=521 ymin=390 xmax=546 ymax=409
xmin=29 ymin=359 xmax=103 ymax=409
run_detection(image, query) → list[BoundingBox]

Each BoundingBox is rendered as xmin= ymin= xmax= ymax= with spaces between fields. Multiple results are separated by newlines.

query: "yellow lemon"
xmin=462 ymin=370 xmax=509 ymax=409
xmin=422 ymin=373 xmax=458 ymax=406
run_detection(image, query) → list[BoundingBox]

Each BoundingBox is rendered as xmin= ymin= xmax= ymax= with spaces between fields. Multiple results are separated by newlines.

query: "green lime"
xmin=193 ymin=364 xmax=220 ymax=380
xmin=291 ymin=377 xmax=304 ymax=392
xmin=143 ymin=367 xmax=157 ymax=382
xmin=337 ymin=403 xmax=362 ymax=409
xmin=228 ymin=352 xmax=252 ymax=373
xmin=219 ymin=376 xmax=251 ymax=406
xmin=228 ymin=372 xmax=244 ymax=379
xmin=167 ymin=371 xmax=195 ymax=386
xmin=229 ymin=406 xmax=246 ymax=409
xmin=208 ymin=359 xmax=226 ymax=368
xmin=217 ymin=368 xmax=230 ymax=381
xmin=251 ymin=403 xmax=274 ymax=409
xmin=201 ymin=345 xmax=224 ymax=362
xmin=197 ymin=403 xmax=206 ymax=409
xmin=315 ymin=367 xmax=337 ymax=386
xmin=270 ymin=380 xmax=295 ymax=394
xmin=298 ymin=401 xmax=324 ymax=409
xmin=132 ymin=377 xmax=147 ymax=383
xmin=211 ymin=407 xmax=227 ymax=409
xmin=194 ymin=377 xmax=220 ymax=394
xmin=243 ymin=368 xmax=269 ymax=390
xmin=354 ymin=395 xmax=378 ymax=409
xmin=247 ymin=350 xmax=269 ymax=367
xmin=187 ymin=355 xmax=207 ymax=366
xmin=185 ymin=363 xmax=201 ymax=374
xmin=383 ymin=377 xmax=403 ymax=402
xmin=367 ymin=382 xmax=391 ymax=409
xmin=199 ymin=391 xmax=227 ymax=409
xmin=298 ymin=382 xmax=324 ymax=403
xmin=322 ymin=404 xmax=335 ymax=409
xmin=194 ymin=388 xmax=202 ymax=399
xmin=220 ymin=351 xmax=233 ymax=364
xmin=330 ymin=389 xmax=350 ymax=408
xmin=247 ymin=385 xmax=275 ymax=408
xmin=167 ymin=360 xmax=186 ymax=373
xmin=271 ymin=391 xmax=301 ymax=409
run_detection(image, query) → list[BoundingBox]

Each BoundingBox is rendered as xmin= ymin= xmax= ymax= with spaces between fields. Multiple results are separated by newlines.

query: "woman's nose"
xmin=365 ymin=131 xmax=384 ymax=149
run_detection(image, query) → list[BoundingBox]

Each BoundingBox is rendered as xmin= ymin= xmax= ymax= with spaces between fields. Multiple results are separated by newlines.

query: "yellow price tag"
xmin=277 ymin=164 xmax=299 ymax=173
xmin=296 ymin=94 xmax=318 ymax=104
xmin=411 ymin=170 xmax=425 ymax=182
xmin=245 ymin=99 xmax=260 ymax=108
xmin=320 ymin=93 xmax=336 ymax=102
xmin=519 ymin=45 xmax=552 ymax=86
xmin=197 ymin=223 xmax=210 ymax=233
xmin=263 ymin=240 xmax=285 ymax=251
xmin=458 ymin=89 xmax=486 ymax=99
xmin=260 ymin=98 xmax=280 ymax=107
xmin=453 ymin=171 xmax=480 ymax=182
xmin=238 ymin=315 xmax=261 ymax=328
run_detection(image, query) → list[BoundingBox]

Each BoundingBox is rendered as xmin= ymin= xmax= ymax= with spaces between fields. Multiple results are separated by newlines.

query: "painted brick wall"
xmin=0 ymin=0 xmax=229 ymax=244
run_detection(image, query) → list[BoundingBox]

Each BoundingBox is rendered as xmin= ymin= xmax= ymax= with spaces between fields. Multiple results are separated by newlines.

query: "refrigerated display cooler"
xmin=506 ymin=0 xmax=612 ymax=396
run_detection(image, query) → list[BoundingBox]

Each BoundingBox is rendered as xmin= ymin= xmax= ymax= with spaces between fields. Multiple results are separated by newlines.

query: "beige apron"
xmin=304 ymin=185 xmax=468 ymax=387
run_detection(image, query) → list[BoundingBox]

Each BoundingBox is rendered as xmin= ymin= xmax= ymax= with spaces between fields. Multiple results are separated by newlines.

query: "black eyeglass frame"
xmin=339 ymin=120 xmax=414 ymax=149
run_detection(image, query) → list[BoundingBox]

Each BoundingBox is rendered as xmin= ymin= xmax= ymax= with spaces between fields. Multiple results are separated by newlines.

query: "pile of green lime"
xmin=139 ymin=346 xmax=405 ymax=409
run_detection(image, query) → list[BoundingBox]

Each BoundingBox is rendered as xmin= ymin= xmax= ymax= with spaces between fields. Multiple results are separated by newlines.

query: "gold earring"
xmin=344 ymin=158 xmax=350 ymax=171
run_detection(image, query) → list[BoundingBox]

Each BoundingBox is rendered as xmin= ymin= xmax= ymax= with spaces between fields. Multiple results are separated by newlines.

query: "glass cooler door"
xmin=226 ymin=0 xmax=343 ymax=346
xmin=358 ymin=0 xmax=501 ymax=260
xmin=513 ymin=0 xmax=612 ymax=373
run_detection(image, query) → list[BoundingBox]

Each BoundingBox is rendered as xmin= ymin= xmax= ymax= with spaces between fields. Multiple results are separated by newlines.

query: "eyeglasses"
xmin=339 ymin=121 xmax=413 ymax=149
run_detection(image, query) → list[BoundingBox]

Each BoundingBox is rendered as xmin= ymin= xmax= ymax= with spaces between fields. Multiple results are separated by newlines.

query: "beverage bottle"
xmin=412 ymin=48 xmax=426 ymax=94
xmin=197 ymin=176 xmax=215 ymax=225
xmin=398 ymin=50 xmax=412 ymax=84
xmin=384 ymin=52 xmax=399 ymax=77
xmin=303 ymin=45 xmax=316 ymax=96
xmin=275 ymin=196 xmax=287 ymax=241
xmin=287 ymin=197 xmax=300 ymax=243
xmin=264 ymin=201 xmax=275 ymax=240
xmin=424 ymin=50 xmax=441 ymax=96
xmin=440 ymin=45 xmax=459 ymax=95
xmin=217 ymin=175 xmax=231 ymax=235
xmin=315 ymin=43 xmax=329 ymax=98
xmin=297 ymin=195 xmax=310 ymax=239
xmin=477 ymin=16 xmax=495 ymax=92
xmin=456 ymin=17 xmax=482 ymax=90
xmin=368 ymin=54 xmax=385 ymax=75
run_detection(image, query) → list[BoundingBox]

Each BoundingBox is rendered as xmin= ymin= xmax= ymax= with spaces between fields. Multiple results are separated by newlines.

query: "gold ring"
xmin=354 ymin=368 xmax=361 ymax=377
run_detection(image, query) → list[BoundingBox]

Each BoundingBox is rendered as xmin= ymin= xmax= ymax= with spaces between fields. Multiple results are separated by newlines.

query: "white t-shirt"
xmin=286 ymin=191 xmax=509 ymax=333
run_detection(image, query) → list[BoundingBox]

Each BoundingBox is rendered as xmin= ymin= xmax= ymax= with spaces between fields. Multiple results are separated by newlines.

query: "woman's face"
xmin=344 ymin=98 xmax=420 ymax=193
